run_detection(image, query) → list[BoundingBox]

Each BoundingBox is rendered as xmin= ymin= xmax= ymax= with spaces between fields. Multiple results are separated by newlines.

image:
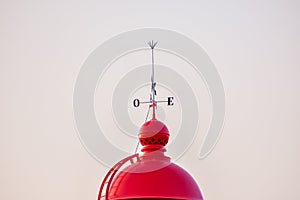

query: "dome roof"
xmin=107 ymin=151 xmax=203 ymax=200
xmin=99 ymin=110 xmax=203 ymax=200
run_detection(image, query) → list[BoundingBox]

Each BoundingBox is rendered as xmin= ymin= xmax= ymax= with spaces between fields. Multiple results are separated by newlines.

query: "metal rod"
xmin=148 ymin=40 xmax=158 ymax=105
xmin=134 ymin=41 xmax=158 ymax=154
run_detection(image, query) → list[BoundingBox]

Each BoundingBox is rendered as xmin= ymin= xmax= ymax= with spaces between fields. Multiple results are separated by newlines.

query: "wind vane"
xmin=133 ymin=41 xmax=174 ymax=118
xmin=132 ymin=40 xmax=174 ymax=153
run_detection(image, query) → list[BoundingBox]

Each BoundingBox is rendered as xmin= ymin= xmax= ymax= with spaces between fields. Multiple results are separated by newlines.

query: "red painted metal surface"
xmin=98 ymin=118 xmax=203 ymax=199
xmin=139 ymin=118 xmax=169 ymax=149
xmin=98 ymin=154 xmax=140 ymax=200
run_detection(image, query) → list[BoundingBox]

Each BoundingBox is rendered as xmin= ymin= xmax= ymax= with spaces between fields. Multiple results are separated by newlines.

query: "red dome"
xmin=107 ymin=150 xmax=203 ymax=200
xmin=99 ymin=116 xmax=203 ymax=200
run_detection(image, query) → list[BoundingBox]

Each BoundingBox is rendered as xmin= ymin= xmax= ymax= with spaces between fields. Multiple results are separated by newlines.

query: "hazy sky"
xmin=1 ymin=1 xmax=300 ymax=200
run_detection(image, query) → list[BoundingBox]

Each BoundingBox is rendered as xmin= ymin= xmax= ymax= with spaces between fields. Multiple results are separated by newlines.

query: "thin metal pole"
xmin=151 ymin=47 xmax=155 ymax=103
xmin=148 ymin=40 xmax=157 ymax=104
xmin=134 ymin=41 xmax=158 ymax=154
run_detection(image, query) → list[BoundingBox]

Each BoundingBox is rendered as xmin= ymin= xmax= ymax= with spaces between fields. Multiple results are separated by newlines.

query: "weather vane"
xmin=133 ymin=40 xmax=174 ymax=112
xmin=133 ymin=41 xmax=174 ymax=153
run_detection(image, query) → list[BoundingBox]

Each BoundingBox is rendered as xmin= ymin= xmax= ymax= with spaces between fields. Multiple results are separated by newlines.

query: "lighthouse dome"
xmin=107 ymin=151 xmax=203 ymax=200
xmin=102 ymin=120 xmax=203 ymax=200
xmin=98 ymin=40 xmax=204 ymax=200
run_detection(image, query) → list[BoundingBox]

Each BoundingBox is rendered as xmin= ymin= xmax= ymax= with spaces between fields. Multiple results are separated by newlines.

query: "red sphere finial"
xmin=138 ymin=108 xmax=169 ymax=152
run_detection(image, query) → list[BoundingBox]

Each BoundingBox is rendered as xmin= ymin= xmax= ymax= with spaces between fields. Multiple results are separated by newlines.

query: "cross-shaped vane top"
xmin=132 ymin=41 xmax=174 ymax=119
xmin=148 ymin=40 xmax=158 ymax=49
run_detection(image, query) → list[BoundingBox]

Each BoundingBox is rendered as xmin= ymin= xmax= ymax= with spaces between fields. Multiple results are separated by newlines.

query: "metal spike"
xmin=148 ymin=40 xmax=158 ymax=49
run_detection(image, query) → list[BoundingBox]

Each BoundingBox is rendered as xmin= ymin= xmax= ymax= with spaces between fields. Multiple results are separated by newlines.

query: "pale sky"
xmin=1 ymin=1 xmax=300 ymax=200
